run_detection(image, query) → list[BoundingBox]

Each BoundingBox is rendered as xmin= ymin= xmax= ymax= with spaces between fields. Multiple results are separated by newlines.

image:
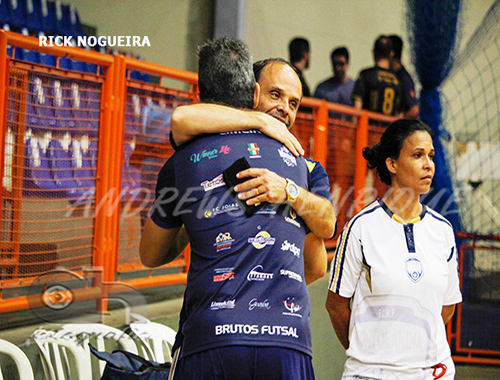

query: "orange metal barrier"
xmin=447 ymin=232 xmax=500 ymax=365
xmin=0 ymin=30 xmax=395 ymax=315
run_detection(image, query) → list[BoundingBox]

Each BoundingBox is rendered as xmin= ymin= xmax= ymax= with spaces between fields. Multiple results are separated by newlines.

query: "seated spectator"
xmin=314 ymin=46 xmax=355 ymax=119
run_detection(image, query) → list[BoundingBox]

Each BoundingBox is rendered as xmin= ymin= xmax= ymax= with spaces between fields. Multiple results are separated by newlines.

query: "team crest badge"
xmin=406 ymin=257 xmax=423 ymax=282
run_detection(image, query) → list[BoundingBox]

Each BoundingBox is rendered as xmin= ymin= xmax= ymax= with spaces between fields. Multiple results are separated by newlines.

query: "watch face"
xmin=288 ymin=183 xmax=299 ymax=198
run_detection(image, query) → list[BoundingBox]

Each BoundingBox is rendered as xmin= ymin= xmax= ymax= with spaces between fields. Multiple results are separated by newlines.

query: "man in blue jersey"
xmin=170 ymin=58 xmax=336 ymax=283
xmin=140 ymin=38 xmax=326 ymax=380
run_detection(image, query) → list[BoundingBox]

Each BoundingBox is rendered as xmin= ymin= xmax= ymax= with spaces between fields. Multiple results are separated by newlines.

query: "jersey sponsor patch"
xmin=190 ymin=148 xmax=218 ymax=164
xmin=278 ymin=146 xmax=297 ymax=167
xmin=213 ymin=267 xmax=235 ymax=282
xmin=406 ymin=257 xmax=423 ymax=282
xmin=201 ymin=174 xmax=225 ymax=192
xmin=281 ymin=240 xmax=301 ymax=258
xmin=248 ymin=298 xmax=271 ymax=311
xmin=204 ymin=203 xmax=240 ymax=218
xmin=214 ymin=232 xmax=234 ymax=252
xmin=284 ymin=209 xmax=301 ymax=228
xmin=190 ymin=145 xmax=231 ymax=164
xmin=247 ymin=143 xmax=261 ymax=158
xmin=282 ymin=297 xmax=303 ymax=318
xmin=211 ymin=299 xmax=235 ymax=310
xmin=280 ymin=269 xmax=303 ymax=282
xmin=247 ymin=265 xmax=273 ymax=282
xmin=255 ymin=204 xmax=278 ymax=215
xmin=248 ymin=231 xmax=275 ymax=249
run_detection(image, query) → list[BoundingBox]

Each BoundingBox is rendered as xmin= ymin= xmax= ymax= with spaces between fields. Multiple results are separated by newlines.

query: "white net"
xmin=442 ymin=0 xmax=500 ymax=235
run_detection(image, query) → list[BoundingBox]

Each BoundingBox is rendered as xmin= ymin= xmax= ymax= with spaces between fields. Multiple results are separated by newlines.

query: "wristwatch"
xmin=285 ymin=178 xmax=299 ymax=203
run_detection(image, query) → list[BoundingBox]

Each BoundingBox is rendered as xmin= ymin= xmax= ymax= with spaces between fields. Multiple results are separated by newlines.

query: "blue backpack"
xmin=90 ymin=344 xmax=171 ymax=380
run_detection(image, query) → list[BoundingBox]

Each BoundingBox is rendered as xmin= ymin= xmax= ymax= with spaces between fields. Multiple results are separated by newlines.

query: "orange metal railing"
xmin=447 ymin=232 xmax=500 ymax=365
xmin=0 ymin=30 xmax=394 ymax=313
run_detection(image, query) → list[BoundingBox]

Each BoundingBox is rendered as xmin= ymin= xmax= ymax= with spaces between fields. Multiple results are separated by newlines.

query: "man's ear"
xmin=253 ymin=82 xmax=260 ymax=109
xmin=386 ymin=157 xmax=397 ymax=174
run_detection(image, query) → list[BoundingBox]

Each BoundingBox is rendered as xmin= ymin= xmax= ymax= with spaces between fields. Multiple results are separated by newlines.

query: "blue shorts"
xmin=170 ymin=346 xmax=315 ymax=380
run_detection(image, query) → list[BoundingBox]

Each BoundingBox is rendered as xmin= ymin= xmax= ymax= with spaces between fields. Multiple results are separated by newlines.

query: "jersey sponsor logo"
xmin=210 ymin=299 xmax=235 ymax=310
xmin=213 ymin=267 xmax=235 ymax=282
xmin=278 ymin=146 xmax=297 ymax=167
xmin=282 ymin=297 xmax=303 ymax=318
xmin=248 ymin=298 xmax=271 ymax=311
xmin=200 ymin=174 xmax=225 ymax=192
xmin=284 ymin=209 xmax=301 ymax=228
xmin=406 ymin=257 xmax=423 ymax=282
xmin=219 ymin=145 xmax=231 ymax=154
xmin=191 ymin=145 xmax=231 ymax=164
xmin=247 ymin=265 xmax=273 ymax=282
xmin=248 ymin=231 xmax=275 ymax=249
xmin=204 ymin=203 xmax=240 ymax=218
xmin=255 ymin=204 xmax=277 ymax=215
xmin=191 ymin=148 xmax=218 ymax=163
xmin=281 ymin=240 xmax=301 ymax=258
xmin=247 ymin=143 xmax=261 ymax=158
xmin=215 ymin=324 xmax=298 ymax=338
xmin=214 ymin=232 xmax=235 ymax=252
xmin=280 ymin=269 xmax=303 ymax=283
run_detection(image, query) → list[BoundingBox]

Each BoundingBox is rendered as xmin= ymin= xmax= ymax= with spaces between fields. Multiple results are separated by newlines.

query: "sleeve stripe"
xmin=447 ymin=246 xmax=455 ymax=262
xmin=329 ymin=201 xmax=380 ymax=293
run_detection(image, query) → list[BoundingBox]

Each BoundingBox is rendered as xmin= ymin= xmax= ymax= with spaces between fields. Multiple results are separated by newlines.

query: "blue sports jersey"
xmin=151 ymin=130 xmax=313 ymax=357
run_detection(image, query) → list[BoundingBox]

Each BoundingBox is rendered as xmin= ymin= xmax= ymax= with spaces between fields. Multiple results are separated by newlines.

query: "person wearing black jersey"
xmin=140 ymin=38 xmax=325 ymax=380
xmin=352 ymin=35 xmax=406 ymax=117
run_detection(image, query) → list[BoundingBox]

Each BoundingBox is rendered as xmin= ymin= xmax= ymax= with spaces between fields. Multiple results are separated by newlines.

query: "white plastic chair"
xmin=0 ymin=338 xmax=34 ymax=380
xmin=32 ymin=332 xmax=90 ymax=380
xmin=59 ymin=323 xmax=138 ymax=377
xmin=128 ymin=319 xmax=177 ymax=363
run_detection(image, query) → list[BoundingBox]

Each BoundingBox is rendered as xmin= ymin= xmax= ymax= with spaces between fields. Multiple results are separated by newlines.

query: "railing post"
xmin=92 ymin=55 xmax=126 ymax=312
xmin=312 ymin=100 xmax=328 ymax=168
xmin=0 ymin=31 xmax=8 ymax=213
xmin=353 ymin=111 xmax=369 ymax=214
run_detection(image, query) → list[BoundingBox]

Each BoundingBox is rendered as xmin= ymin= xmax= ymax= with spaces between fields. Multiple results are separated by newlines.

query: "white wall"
xmin=65 ymin=0 xmax=494 ymax=91
xmin=245 ymin=0 xmax=495 ymax=93
xmin=65 ymin=0 xmax=213 ymax=73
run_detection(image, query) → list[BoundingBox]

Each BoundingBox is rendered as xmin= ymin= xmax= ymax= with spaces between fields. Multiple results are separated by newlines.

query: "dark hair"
xmin=389 ymin=34 xmax=403 ymax=61
xmin=362 ymin=119 xmax=432 ymax=185
xmin=253 ymin=57 xmax=299 ymax=81
xmin=330 ymin=46 xmax=349 ymax=65
xmin=373 ymin=35 xmax=393 ymax=61
xmin=198 ymin=37 xmax=255 ymax=109
xmin=288 ymin=37 xmax=309 ymax=64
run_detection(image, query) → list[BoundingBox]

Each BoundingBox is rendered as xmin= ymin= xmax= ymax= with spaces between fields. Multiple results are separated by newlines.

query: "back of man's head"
xmin=389 ymin=34 xmax=403 ymax=61
xmin=198 ymin=37 xmax=255 ymax=109
xmin=330 ymin=47 xmax=349 ymax=66
xmin=373 ymin=35 xmax=393 ymax=62
xmin=288 ymin=37 xmax=309 ymax=65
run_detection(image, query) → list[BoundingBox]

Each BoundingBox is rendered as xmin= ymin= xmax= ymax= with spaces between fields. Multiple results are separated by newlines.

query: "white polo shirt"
xmin=329 ymin=199 xmax=462 ymax=378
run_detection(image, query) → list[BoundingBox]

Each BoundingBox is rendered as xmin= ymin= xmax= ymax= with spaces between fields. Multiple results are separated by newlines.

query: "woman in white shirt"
xmin=326 ymin=119 xmax=462 ymax=380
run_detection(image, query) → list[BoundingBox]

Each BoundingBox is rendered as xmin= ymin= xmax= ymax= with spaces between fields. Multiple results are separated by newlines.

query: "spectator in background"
xmin=389 ymin=34 xmax=419 ymax=118
xmin=314 ymin=46 xmax=355 ymax=119
xmin=352 ymin=35 xmax=406 ymax=118
xmin=289 ymin=37 xmax=311 ymax=98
